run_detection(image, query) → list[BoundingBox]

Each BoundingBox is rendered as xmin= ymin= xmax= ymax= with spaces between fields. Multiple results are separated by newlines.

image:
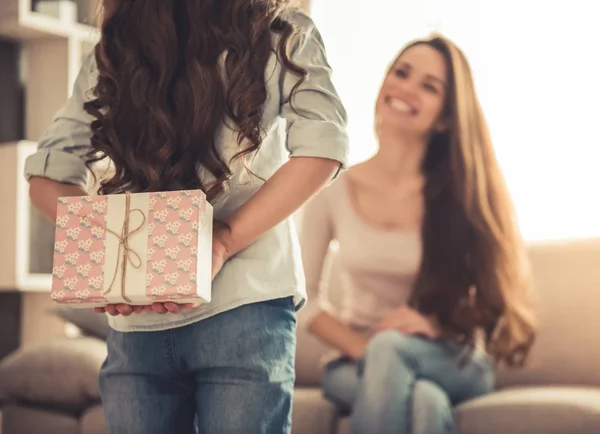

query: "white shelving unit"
xmin=0 ymin=0 xmax=100 ymax=293
xmin=0 ymin=141 xmax=110 ymax=293
xmin=0 ymin=0 xmax=99 ymax=42
xmin=0 ymin=141 xmax=53 ymax=292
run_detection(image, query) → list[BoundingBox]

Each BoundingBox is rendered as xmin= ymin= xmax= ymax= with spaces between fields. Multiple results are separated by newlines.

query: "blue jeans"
xmin=323 ymin=330 xmax=495 ymax=434
xmin=99 ymin=297 xmax=296 ymax=434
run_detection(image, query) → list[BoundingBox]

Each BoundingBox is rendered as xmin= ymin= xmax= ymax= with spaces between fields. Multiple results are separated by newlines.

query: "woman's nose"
xmin=395 ymin=79 xmax=419 ymax=100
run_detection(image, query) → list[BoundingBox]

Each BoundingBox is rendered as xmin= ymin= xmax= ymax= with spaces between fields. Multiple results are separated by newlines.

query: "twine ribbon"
xmin=80 ymin=192 xmax=146 ymax=303
xmin=104 ymin=192 xmax=146 ymax=303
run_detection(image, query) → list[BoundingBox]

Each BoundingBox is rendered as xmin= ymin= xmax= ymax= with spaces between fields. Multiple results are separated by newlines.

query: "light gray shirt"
xmin=24 ymin=11 xmax=349 ymax=332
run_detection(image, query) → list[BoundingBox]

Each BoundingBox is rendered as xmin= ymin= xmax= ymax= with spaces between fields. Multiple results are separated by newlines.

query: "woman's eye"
xmin=395 ymin=69 xmax=408 ymax=78
xmin=423 ymin=83 xmax=438 ymax=93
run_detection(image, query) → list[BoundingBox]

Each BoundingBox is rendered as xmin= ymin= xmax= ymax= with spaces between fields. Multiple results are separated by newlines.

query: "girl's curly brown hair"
xmin=83 ymin=0 xmax=306 ymax=201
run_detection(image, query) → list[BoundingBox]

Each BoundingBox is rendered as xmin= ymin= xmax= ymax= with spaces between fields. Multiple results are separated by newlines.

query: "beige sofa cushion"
xmin=292 ymin=388 xmax=338 ymax=434
xmin=496 ymin=238 xmax=600 ymax=389
xmin=1 ymin=405 xmax=78 ymax=434
xmin=325 ymin=387 xmax=600 ymax=434
xmin=0 ymin=337 xmax=106 ymax=411
xmin=80 ymin=405 xmax=107 ymax=434
xmin=455 ymin=386 xmax=600 ymax=434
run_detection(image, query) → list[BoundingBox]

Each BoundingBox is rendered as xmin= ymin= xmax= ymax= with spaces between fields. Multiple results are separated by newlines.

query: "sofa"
xmin=2 ymin=237 xmax=600 ymax=434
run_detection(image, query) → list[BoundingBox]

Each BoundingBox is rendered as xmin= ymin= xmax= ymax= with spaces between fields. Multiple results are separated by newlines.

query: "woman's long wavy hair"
xmin=393 ymin=36 xmax=537 ymax=367
xmin=84 ymin=0 xmax=306 ymax=201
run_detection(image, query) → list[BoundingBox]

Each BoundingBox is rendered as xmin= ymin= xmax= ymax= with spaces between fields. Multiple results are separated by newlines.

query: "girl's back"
xmin=28 ymin=4 xmax=348 ymax=332
xmin=25 ymin=2 xmax=348 ymax=432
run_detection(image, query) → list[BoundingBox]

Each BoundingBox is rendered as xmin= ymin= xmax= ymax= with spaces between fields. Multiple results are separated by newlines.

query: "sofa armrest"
xmin=0 ymin=337 xmax=106 ymax=412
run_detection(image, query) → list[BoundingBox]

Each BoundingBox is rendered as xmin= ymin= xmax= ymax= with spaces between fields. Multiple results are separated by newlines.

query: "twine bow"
xmin=103 ymin=192 xmax=146 ymax=303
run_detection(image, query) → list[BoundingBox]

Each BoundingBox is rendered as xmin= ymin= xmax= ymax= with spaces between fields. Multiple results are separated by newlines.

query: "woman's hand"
xmin=373 ymin=305 xmax=441 ymax=339
xmin=94 ymin=222 xmax=232 ymax=316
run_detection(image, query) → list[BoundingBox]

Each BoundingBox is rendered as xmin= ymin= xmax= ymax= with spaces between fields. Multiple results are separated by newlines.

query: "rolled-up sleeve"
xmin=280 ymin=13 xmax=349 ymax=172
xmin=23 ymin=52 xmax=97 ymax=187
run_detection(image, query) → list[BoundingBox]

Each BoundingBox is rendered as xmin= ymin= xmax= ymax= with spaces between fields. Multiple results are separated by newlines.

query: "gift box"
xmin=50 ymin=190 xmax=213 ymax=307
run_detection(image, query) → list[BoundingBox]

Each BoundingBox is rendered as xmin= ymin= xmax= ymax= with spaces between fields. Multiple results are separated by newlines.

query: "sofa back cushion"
xmin=496 ymin=237 xmax=600 ymax=388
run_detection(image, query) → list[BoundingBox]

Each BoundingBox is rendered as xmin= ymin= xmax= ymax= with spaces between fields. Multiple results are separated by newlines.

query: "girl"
xmin=300 ymin=35 xmax=536 ymax=434
xmin=26 ymin=1 xmax=349 ymax=433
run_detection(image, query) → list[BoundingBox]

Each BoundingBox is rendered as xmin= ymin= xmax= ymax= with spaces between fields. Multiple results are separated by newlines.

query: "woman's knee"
xmin=412 ymin=380 xmax=454 ymax=433
xmin=413 ymin=380 xmax=451 ymax=409
xmin=364 ymin=330 xmax=417 ymax=362
xmin=322 ymin=360 xmax=359 ymax=411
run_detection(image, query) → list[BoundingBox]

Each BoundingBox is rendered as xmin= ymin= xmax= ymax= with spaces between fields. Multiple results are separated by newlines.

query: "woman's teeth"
xmin=389 ymin=98 xmax=415 ymax=114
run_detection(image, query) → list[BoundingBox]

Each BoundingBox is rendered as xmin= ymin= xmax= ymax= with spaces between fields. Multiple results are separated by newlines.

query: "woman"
xmin=300 ymin=34 xmax=536 ymax=434
xmin=25 ymin=1 xmax=349 ymax=433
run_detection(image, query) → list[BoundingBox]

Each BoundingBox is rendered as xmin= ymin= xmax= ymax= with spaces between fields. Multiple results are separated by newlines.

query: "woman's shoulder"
xmin=324 ymin=171 xmax=350 ymax=198
xmin=303 ymin=171 xmax=347 ymax=213
xmin=343 ymin=162 xmax=378 ymax=190
xmin=325 ymin=164 xmax=373 ymax=196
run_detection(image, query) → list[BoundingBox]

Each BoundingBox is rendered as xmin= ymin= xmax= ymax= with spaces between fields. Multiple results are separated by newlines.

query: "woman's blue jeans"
xmin=323 ymin=330 xmax=495 ymax=434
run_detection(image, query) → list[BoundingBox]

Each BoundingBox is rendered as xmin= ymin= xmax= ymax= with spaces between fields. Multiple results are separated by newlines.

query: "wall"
xmin=309 ymin=0 xmax=600 ymax=242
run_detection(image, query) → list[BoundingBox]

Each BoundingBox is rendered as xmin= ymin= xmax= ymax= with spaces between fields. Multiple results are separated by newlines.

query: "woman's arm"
xmin=299 ymin=185 xmax=370 ymax=361
xmin=309 ymin=313 xmax=369 ymax=361
xmin=270 ymin=12 xmax=368 ymax=359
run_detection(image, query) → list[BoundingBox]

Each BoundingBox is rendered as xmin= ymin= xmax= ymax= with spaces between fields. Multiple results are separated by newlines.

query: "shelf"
xmin=0 ymin=141 xmax=113 ymax=293
xmin=0 ymin=141 xmax=54 ymax=292
xmin=0 ymin=2 xmax=99 ymax=44
xmin=2 ymin=275 xmax=53 ymax=293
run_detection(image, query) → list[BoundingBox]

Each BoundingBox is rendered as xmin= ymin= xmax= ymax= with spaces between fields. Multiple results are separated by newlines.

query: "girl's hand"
xmin=373 ymin=305 xmax=441 ymax=338
xmin=95 ymin=222 xmax=232 ymax=316
xmin=211 ymin=221 xmax=232 ymax=280
xmin=94 ymin=303 xmax=197 ymax=316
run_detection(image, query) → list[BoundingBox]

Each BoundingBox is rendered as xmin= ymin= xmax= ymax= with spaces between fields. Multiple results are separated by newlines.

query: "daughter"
xmin=25 ymin=1 xmax=348 ymax=433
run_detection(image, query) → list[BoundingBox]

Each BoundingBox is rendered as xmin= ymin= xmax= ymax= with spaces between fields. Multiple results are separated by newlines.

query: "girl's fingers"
xmin=95 ymin=303 xmax=195 ymax=316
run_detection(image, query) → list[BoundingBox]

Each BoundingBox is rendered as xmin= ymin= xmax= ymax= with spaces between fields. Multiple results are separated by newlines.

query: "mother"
xmin=300 ymin=34 xmax=536 ymax=434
